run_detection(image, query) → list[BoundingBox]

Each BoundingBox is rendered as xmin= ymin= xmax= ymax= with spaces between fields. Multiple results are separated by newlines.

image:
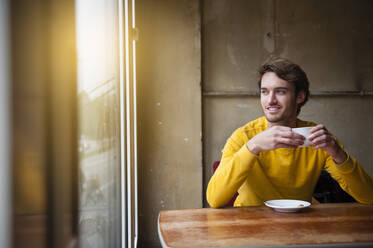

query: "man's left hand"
xmin=308 ymin=124 xmax=347 ymax=164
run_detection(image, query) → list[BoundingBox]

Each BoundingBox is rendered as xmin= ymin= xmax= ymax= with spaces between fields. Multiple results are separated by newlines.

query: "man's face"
xmin=260 ymin=72 xmax=304 ymax=127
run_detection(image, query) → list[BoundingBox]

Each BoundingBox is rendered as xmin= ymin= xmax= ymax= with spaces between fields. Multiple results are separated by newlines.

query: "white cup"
xmin=292 ymin=127 xmax=313 ymax=147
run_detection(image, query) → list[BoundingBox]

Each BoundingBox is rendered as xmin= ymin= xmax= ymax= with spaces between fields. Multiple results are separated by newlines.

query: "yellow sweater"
xmin=207 ymin=116 xmax=373 ymax=207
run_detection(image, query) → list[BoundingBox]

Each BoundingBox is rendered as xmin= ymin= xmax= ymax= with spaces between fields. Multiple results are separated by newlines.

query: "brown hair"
xmin=258 ymin=57 xmax=310 ymax=115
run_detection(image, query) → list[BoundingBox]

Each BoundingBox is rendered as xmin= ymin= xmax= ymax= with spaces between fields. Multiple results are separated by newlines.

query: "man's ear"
xmin=296 ymin=91 xmax=306 ymax=105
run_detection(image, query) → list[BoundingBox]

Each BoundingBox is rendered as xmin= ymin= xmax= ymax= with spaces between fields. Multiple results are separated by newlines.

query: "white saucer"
xmin=264 ymin=199 xmax=311 ymax=213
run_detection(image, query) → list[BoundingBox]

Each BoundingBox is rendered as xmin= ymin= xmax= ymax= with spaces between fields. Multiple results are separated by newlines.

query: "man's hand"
xmin=246 ymin=126 xmax=305 ymax=155
xmin=308 ymin=124 xmax=347 ymax=164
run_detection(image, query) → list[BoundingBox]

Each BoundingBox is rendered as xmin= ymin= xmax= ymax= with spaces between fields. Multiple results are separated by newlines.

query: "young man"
xmin=206 ymin=57 xmax=373 ymax=208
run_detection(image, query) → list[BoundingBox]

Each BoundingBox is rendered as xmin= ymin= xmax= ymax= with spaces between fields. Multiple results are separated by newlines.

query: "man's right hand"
xmin=246 ymin=126 xmax=305 ymax=155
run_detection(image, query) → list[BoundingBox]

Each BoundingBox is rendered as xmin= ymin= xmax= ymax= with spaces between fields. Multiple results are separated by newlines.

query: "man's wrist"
xmin=246 ymin=140 xmax=260 ymax=155
xmin=331 ymin=146 xmax=347 ymax=164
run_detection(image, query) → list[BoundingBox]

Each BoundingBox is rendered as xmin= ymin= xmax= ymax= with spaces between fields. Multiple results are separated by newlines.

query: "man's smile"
xmin=266 ymin=105 xmax=281 ymax=114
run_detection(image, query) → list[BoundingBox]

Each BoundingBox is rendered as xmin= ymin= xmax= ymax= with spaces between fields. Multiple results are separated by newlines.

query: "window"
xmin=76 ymin=0 xmax=137 ymax=247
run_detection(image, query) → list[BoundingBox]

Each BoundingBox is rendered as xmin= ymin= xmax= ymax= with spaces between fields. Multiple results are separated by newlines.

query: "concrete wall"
xmin=137 ymin=0 xmax=202 ymax=247
xmin=203 ymin=0 xmax=373 ymax=206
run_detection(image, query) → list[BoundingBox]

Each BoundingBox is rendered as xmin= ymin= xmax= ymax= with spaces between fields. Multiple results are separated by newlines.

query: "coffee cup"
xmin=292 ymin=127 xmax=313 ymax=147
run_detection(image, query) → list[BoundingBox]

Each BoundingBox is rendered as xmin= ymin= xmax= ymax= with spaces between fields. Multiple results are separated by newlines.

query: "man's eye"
xmin=277 ymin=90 xmax=286 ymax=94
xmin=260 ymin=90 xmax=268 ymax=94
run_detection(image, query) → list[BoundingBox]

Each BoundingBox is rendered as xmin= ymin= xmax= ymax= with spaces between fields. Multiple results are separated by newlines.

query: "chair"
xmin=313 ymin=169 xmax=356 ymax=203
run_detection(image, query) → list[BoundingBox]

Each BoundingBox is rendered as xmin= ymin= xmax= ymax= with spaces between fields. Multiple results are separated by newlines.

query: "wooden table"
xmin=158 ymin=203 xmax=373 ymax=248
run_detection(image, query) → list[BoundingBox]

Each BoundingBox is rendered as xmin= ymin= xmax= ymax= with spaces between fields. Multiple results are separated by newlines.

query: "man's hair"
xmin=257 ymin=57 xmax=310 ymax=115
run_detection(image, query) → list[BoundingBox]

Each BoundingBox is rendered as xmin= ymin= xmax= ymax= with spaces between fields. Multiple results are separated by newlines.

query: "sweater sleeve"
xmin=324 ymin=150 xmax=373 ymax=204
xmin=206 ymin=128 xmax=258 ymax=208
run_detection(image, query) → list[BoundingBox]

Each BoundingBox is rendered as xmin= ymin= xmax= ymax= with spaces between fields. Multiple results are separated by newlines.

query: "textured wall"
xmin=203 ymin=0 xmax=373 ymax=206
xmin=136 ymin=0 xmax=202 ymax=247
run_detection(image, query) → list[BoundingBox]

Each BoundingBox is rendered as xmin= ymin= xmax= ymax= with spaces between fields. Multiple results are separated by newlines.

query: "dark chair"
xmin=313 ymin=169 xmax=356 ymax=203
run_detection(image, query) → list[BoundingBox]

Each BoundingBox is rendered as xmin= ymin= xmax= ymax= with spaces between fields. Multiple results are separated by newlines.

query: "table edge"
xmin=213 ymin=243 xmax=373 ymax=248
xmin=157 ymin=212 xmax=169 ymax=248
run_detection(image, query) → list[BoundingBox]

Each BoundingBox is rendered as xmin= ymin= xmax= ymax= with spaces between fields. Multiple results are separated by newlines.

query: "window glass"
xmin=76 ymin=0 xmax=121 ymax=247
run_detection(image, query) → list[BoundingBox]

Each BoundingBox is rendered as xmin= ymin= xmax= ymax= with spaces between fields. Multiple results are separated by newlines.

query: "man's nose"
xmin=268 ymin=92 xmax=277 ymax=104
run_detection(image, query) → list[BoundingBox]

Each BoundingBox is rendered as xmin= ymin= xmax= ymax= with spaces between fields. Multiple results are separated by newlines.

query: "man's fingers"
xmin=310 ymin=135 xmax=335 ymax=147
xmin=291 ymin=132 xmax=306 ymax=140
xmin=276 ymin=141 xmax=305 ymax=149
xmin=279 ymin=130 xmax=306 ymax=140
xmin=309 ymin=128 xmax=330 ymax=141
xmin=311 ymin=124 xmax=324 ymax=131
xmin=276 ymin=137 xmax=304 ymax=147
xmin=310 ymin=124 xmax=328 ymax=134
xmin=309 ymin=135 xmax=325 ymax=145
xmin=279 ymin=130 xmax=294 ymax=138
